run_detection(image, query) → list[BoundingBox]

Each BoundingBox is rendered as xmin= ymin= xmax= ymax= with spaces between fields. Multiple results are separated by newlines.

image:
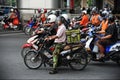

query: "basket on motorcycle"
xmin=66 ymin=29 xmax=80 ymax=44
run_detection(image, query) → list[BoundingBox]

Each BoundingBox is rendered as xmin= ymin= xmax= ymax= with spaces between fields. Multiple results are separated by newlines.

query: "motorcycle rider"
xmin=97 ymin=12 xmax=109 ymax=35
xmin=45 ymin=16 xmax=66 ymax=74
xmin=4 ymin=8 xmax=17 ymax=27
xmin=8 ymin=9 xmax=17 ymax=25
xmin=79 ymin=10 xmax=89 ymax=29
xmin=96 ymin=15 xmax=118 ymax=60
xmin=40 ymin=8 xmax=47 ymax=24
xmin=61 ymin=14 xmax=70 ymax=29
xmin=90 ymin=10 xmax=102 ymax=27
xmin=28 ymin=14 xmax=57 ymax=49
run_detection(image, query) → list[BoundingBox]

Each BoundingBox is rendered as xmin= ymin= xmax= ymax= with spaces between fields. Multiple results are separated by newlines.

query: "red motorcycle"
xmin=1 ymin=15 xmax=20 ymax=30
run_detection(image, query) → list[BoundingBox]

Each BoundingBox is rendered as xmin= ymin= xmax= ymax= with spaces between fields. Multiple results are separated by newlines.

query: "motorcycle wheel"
xmin=69 ymin=49 xmax=88 ymax=71
xmin=21 ymin=47 xmax=31 ymax=58
xmin=116 ymin=60 xmax=120 ymax=65
xmin=24 ymin=50 xmax=42 ymax=69
xmin=29 ymin=28 xmax=35 ymax=36
xmin=24 ymin=26 xmax=31 ymax=35
xmin=0 ymin=24 xmax=4 ymax=30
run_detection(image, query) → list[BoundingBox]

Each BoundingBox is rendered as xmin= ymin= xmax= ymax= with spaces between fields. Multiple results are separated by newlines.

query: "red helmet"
xmin=44 ymin=9 xmax=47 ymax=13
xmin=37 ymin=9 xmax=41 ymax=13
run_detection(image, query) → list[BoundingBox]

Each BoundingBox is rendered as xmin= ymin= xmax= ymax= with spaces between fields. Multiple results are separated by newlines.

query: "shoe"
xmin=49 ymin=69 xmax=58 ymax=74
xmin=97 ymin=57 xmax=105 ymax=62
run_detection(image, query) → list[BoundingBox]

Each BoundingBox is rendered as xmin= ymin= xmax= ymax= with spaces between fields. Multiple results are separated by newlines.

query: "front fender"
xmin=22 ymin=43 xmax=32 ymax=48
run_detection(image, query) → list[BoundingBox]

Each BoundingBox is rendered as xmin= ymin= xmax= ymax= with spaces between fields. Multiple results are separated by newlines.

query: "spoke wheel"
xmin=21 ymin=47 xmax=31 ymax=58
xmin=24 ymin=51 xmax=42 ymax=69
xmin=69 ymin=49 xmax=88 ymax=71
xmin=24 ymin=27 xmax=31 ymax=35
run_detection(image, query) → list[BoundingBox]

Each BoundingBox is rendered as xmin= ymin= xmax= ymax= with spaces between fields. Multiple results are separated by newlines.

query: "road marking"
xmin=0 ymin=33 xmax=25 ymax=37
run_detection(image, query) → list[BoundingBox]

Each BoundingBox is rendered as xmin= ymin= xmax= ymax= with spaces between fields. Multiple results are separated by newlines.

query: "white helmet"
xmin=10 ymin=9 xmax=14 ymax=12
xmin=41 ymin=8 xmax=44 ymax=13
xmin=82 ymin=10 xmax=87 ymax=14
xmin=47 ymin=14 xmax=57 ymax=23
xmin=61 ymin=14 xmax=69 ymax=21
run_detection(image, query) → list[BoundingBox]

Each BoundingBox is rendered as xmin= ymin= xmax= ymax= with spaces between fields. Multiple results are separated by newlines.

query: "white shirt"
xmin=54 ymin=24 xmax=66 ymax=43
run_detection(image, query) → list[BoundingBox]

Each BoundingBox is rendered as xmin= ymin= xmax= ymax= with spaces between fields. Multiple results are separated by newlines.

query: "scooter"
xmin=84 ymin=26 xmax=120 ymax=64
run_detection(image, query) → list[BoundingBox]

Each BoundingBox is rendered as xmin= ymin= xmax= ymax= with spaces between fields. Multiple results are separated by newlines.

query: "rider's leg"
xmin=96 ymin=40 xmax=105 ymax=59
xmin=49 ymin=43 xmax=61 ymax=74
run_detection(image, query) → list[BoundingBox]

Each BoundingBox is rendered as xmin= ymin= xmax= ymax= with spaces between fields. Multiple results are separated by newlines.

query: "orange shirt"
xmin=10 ymin=12 xmax=17 ymax=19
xmin=91 ymin=14 xmax=101 ymax=26
xmin=40 ymin=13 xmax=46 ymax=23
xmin=101 ymin=20 xmax=108 ymax=31
xmin=80 ymin=15 xmax=89 ymax=27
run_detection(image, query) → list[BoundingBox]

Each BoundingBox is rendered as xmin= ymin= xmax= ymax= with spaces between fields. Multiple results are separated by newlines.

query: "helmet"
xmin=57 ymin=16 xmax=66 ymax=24
xmin=47 ymin=14 xmax=57 ymax=23
xmin=37 ymin=9 xmax=41 ymax=13
xmin=108 ymin=15 xmax=115 ymax=23
xmin=51 ymin=10 xmax=56 ymax=15
xmin=92 ymin=7 xmax=98 ymax=14
xmin=10 ymin=9 xmax=14 ymax=12
xmin=41 ymin=8 xmax=44 ymax=13
xmin=101 ymin=11 xmax=109 ymax=19
xmin=61 ymin=14 xmax=69 ymax=21
xmin=82 ymin=10 xmax=87 ymax=14
xmin=44 ymin=9 xmax=47 ymax=13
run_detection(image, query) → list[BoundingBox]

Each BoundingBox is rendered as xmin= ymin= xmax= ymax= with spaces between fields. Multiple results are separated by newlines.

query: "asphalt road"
xmin=0 ymin=32 xmax=120 ymax=80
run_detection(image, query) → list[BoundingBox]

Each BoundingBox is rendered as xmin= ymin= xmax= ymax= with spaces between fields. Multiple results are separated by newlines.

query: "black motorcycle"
xmin=24 ymin=38 xmax=88 ymax=71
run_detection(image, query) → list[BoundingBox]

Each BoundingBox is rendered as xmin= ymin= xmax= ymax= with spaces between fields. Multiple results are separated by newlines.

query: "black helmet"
xmin=108 ymin=15 xmax=115 ymax=23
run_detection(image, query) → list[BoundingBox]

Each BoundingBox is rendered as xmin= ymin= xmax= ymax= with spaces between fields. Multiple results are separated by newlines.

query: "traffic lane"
xmin=0 ymin=33 xmax=120 ymax=79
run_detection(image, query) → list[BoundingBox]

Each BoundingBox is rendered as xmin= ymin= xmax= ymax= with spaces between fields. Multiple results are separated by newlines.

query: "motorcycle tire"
xmin=21 ymin=47 xmax=31 ymax=58
xmin=24 ymin=26 xmax=31 ymax=35
xmin=69 ymin=48 xmax=88 ymax=71
xmin=0 ymin=24 xmax=4 ymax=30
xmin=24 ymin=50 xmax=42 ymax=69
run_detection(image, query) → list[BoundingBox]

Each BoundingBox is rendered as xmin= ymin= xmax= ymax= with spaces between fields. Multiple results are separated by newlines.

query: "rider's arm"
xmin=101 ymin=35 xmax=112 ymax=40
xmin=43 ymin=23 xmax=52 ymax=26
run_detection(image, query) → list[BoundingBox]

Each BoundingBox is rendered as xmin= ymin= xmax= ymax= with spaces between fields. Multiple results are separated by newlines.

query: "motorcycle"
xmin=83 ymin=26 xmax=120 ymax=64
xmin=0 ymin=15 xmax=20 ymax=31
xmin=21 ymin=26 xmax=52 ymax=58
xmin=24 ymin=37 xmax=88 ymax=70
xmin=24 ymin=17 xmax=38 ymax=36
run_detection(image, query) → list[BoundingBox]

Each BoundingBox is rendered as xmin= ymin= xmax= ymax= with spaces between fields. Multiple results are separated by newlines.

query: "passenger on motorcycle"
xmin=96 ymin=15 xmax=118 ymax=60
xmin=97 ymin=12 xmax=109 ymax=35
xmin=45 ymin=16 xmax=66 ymax=74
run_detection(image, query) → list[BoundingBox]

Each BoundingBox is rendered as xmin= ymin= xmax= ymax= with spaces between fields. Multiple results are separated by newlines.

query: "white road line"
xmin=0 ymin=33 xmax=25 ymax=37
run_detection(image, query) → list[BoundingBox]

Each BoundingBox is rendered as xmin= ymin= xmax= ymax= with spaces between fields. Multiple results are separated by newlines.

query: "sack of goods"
xmin=66 ymin=29 xmax=80 ymax=44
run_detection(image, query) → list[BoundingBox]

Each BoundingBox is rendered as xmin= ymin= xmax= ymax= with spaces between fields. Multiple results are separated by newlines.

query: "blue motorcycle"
xmin=82 ymin=26 xmax=120 ymax=64
xmin=24 ymin=17 xmax=38 ymax=36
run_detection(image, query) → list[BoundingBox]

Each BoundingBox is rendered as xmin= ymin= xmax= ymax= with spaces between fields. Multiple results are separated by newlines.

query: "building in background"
xmin=0 ymin=0 xmax=16 ymax=6
xmin=0 ymin=0 xmax=119 ymax=14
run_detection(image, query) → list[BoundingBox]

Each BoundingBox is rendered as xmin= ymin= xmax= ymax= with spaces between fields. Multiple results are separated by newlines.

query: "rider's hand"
xmin=45 ymin=37 xmax=51 ymax=41
xmin=100 ymin=37 xmax=105 ymax=40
